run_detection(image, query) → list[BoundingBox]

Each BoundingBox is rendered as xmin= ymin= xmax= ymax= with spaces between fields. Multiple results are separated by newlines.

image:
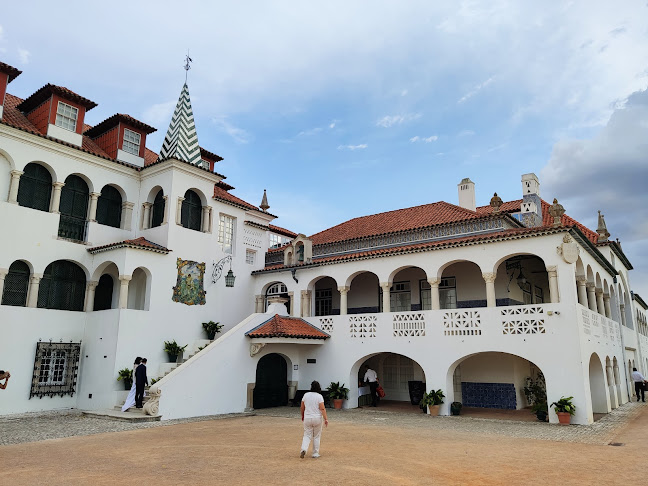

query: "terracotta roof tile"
xmin=309 ymin=201 xmax=482 ymax=245
xmin=0 ymin=61 xmax=22 ymax=82
xmin=245 ymin=314 xmax=329 ymax=339
xmin=200 ymin=147 xmax=223 ymax=163
xmin=17 ymin=84 xmax=97 ymax=113
xmin=269 ymin=224 xmax=297 ymax=238
xmin=213 ymin=186 xmax=276 ymax=217
xmin=144 ymin=148 xmax=159 ymax=166
xmin=84 ymin=113 xmax=156 ymax=138
xmin=216 ymin=180 xmax=235 ymax=191
xmin=87 ymin=237 xmax=170 ymax=254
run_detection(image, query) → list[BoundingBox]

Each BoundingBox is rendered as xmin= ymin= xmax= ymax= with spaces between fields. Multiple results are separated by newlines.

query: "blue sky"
xmin=2 ymin=1 xmax=648 ymax=295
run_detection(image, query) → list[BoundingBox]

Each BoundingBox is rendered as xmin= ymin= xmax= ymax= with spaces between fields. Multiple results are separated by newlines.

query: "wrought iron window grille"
xmin=30 ymin=341 xmax=81 ymax=399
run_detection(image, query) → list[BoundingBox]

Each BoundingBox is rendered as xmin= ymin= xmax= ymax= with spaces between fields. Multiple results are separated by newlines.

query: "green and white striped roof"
xmin=159 ymin=83 xmax=202 ymax=166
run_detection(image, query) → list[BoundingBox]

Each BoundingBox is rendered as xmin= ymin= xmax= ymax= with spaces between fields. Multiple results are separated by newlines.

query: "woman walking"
xmin=300 ymin=380 xmax=328 ymax=459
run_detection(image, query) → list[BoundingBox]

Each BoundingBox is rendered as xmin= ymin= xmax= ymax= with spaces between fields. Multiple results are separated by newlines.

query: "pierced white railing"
xmin=501 ymin=305 xmax=545 ymax=335
xmin=349 ymin=315 xmax=377 ymax=338
xmin=319 ymin=317 xmax=334 ymax=333
xmin=392 ymin=313 xmax=425 ymax=337
xmin=443 ymin=310 xmax=481 ymax=336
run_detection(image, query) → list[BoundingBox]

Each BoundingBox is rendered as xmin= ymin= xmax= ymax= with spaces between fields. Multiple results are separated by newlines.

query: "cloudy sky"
xmin=2 ymin=1 xmax=647 ymax=295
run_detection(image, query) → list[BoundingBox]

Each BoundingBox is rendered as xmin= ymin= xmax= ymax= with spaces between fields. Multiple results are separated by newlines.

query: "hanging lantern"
xmin=225 ymin=269 xmax=236 ymax=287
xmin=516 ymin=269 xmax=527 ymax=288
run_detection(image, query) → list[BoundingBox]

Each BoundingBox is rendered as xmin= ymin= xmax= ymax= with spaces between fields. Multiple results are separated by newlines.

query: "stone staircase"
xmin=82 ymin=338 xmax=214 ymax=422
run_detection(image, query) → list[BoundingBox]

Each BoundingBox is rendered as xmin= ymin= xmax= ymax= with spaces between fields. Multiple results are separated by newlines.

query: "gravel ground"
xmin=1 ymin=401 xmax=644 ymax=447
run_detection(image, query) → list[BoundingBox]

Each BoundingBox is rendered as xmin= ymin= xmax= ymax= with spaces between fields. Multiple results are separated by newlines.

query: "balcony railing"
xmin=58 ymin=215 xmax=87 ymax=242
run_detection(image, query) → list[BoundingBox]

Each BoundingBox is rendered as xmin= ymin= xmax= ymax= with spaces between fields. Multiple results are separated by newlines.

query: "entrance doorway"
xmin=253 ymin=353 xmax=288 ymax=409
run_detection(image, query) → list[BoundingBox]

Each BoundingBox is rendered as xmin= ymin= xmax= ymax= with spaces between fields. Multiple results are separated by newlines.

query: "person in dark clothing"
xmin=134 ymin=358 xmax=148 ymax=408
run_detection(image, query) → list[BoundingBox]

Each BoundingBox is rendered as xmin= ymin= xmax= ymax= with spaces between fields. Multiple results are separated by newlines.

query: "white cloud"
xmin=401 ymin=89 xmax=408 ymax=96
xmin=458 ymin=130 xmax=475 ymax=137
xmin=329 ymin=121 xmax=336 ymax=129
xmin=17 ymin=47 xmax=30 ymax=64
xmin=212 ymin=116 xmax=251 ymax=144
xmin=297 ymin=127 xmax=322 ymax=137
xmin=376 ymin=113 xmax=421 ymax=128
xmin=458 ymin=76 xmax=495 ymax=104
xmin=410 ymin=135 xmax=438 ymax=143
xmin=337 ymin=144 xmax=367 ymax=151
xmin=142 ymin=100 xmax=176 ymax=127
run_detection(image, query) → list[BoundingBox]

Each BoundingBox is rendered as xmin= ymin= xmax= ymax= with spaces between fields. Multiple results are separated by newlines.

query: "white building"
xmin=1 ymin=60 xmax=646 ymax=424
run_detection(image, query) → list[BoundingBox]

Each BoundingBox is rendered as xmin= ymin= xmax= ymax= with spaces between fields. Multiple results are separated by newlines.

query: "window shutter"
xmin=18 ymin=163 xmax=52 ymax=212
xmin=96 ymin=186 xmax=122 ymax=228
xmin=151 ymin=190 xmax=165 ymax=228
xmin=58 ymin=175 xmax=89 ymax=241
xmin=38 ymin=261 xmax=86 ymax=311
xmin=1 ymin=261 xmax=30 ymax=306
xmin=181 ymin=190 xmax=202 ymax=231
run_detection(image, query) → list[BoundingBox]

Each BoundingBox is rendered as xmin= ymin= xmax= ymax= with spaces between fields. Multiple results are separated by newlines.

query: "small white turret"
xmin=457 ymin=177 xmax=476 ymax=212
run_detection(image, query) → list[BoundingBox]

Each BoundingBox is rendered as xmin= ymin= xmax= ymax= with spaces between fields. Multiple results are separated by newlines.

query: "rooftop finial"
xmin=597 ymin=210 xmax=610 ymax=242
xmin=260 ymin=189 xmax=270 ymax=212
xmin=184 ymin=50 xmax=192 ymax=83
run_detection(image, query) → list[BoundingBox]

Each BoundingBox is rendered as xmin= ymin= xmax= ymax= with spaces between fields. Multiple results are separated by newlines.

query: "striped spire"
xmin=159 ymin=83 xmax=202 ymax=166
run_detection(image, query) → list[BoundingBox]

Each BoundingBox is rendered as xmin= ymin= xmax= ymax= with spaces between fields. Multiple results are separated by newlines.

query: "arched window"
xmin=96 ymin=185 xmax=122 ymax=228
xmin=17 ymin=163 xmax=52 ymax=212
xmin=151 ymin=189 xmax=165 ymax=228
xmin=37 ymin=260 xmax=86 ymax=311
xmin=58 ymin=175 xmax=89 ymax=241
xmin=93 ymin=274 xmax=114 ymax=311
xmin=181 ymin=189 xmax=202 ymax=231
xmin=1 ymin=260 xmax=30 ymax=307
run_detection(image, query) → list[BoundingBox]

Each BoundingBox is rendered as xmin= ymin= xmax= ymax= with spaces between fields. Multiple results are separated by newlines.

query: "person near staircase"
xmin=121 ymin=357 xmax=141 ymax=412
xmin=135 ymin=358 xmax=148 ymax=409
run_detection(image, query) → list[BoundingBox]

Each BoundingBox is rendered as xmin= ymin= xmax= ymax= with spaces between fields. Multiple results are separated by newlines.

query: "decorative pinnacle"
xmin=548 ymin=198 xmax=565 ymax=227
xmin=260 ymin=189 xmax=270 ymax=212
xmin=597 ymin=210 xmax=610 ymax=242
xmin=489 ymin=192 xmax=503 ymax=212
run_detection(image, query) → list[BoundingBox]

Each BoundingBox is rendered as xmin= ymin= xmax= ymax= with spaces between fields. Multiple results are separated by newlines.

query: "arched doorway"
xmin=589 ymin=353 xmax=609 ymax=415
xmin=253 ymin=353 xmax=288 ymax=409
xmin=58 ymin=175 xmax=89 ymax=241
xmin=356 ymin=353 xmax=426 ymax=411
xmin=93 ymin=274 xmax=114 ymax=311
xmin=265 ymin=282 xmax=291 ymax=314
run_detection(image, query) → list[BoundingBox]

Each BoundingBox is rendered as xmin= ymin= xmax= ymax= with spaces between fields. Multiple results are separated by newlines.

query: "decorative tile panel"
xmin=501 ymin=306 xmax=545 ymax=335
xmin=319 ymin=317 xmax=334 ymax=333
xmin=443 ymin=310 xmax=481 ymax=336
xmin=393 ymin=313 xmax=425 ymax=337
xmin=461 ymin=382 xmax=517 ymax=409
xmin=581 ymin=308 xmax=591 ymax=335
xmin=349 ymin=315 xmax=377 ymax=338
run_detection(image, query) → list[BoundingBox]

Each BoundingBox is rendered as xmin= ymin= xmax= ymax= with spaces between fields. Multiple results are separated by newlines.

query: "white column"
xmin=483 ymin=273 xmax=496 ymax=307
xmin=596 ymin=289 xmax=605 ymax=316
xmin=0 ymin=268 xmax=8 ymax=301
xmin=603 ymin=294 xmax=612 ymax=318
xmin=620 ymin=304 xmax=627 ymax=327
xmin=428 ymin=278 xmax=440 ymax=310
xmin=142 ymin=202 xmax=152 ymax=230
xmin=255 ymin=294 xmax=264 ymax=313
xmin=576 ymin=276 xmax=588 ymax=306
xmin=118 ymin=275 xmax=131 ymax=309
xmin=7 ymin=170 xmax=23 ymax=204
xmin=300 ymin=290 xmax=308 ymax=317
xmin=84 ymin=281 xmax=99 ymax=312
xmin=202 ymin=206 xmax=211 ymax=232
xmin=547 ymin=266 xmax=559 ymax=304
xmin=306 ymin=291 xmax=312 ymax=317
xmin=586 ymin=283 xmax=597 ymax=312
xmin=50 ymin=182 xmax=65 ymax=213
xmin=339 ymin=286 xmax=349 ymax=315
xmin=288 ymin=291 xmax=296 ymax=316
xmin=121 ymin=202 xmax=134 ymax=230
xmin=176 ymin=197 xmax=185 ymax=225
xmin=27 ymin=273 xmax=43 ymax=308
xmin=87 ymin=192 xmax=100 ymax=222
xmin=380 ymin=282 xmax=391 ymax=313
xmin=162 ymin=195 xmax=169 ymax=224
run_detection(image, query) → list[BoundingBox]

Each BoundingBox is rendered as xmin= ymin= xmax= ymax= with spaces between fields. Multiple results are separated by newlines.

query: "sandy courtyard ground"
xmin=2 ymin=407 xmax=647 ymax=486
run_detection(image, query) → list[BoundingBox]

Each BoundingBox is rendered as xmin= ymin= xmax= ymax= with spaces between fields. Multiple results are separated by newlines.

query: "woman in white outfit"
xmin=300 ymin=380 xmax=329 ymax=459
xmin=121 ymin=357 xmax=141 ymax=412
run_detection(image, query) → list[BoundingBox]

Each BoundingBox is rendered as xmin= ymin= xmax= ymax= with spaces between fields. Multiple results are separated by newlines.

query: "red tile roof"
xmin=216 ymin=180 xmax=235 ymax=191
xmin=245 ymin=314 xmax=330 ymax=339
xmin=84 ymin=113 xmax=157 ymax=138
xmin=213 ymin=185 xmax=276 ymax=217
xmin=0 ymin=62 xmax=22 ymax=82
xmin=309 ymin=201 xmax=483 ymax=245
xmin=87 ymin=237 xmax=170 ymax=254
xmin=17 ymin=84 xmax=97 ymax=113
xmin=200 ymin=147 xmax=223 ymax=163
xmin=144 ymin=147 xmax=159 ymax=166
xmin=269 ymin=224 xmax=297 ymax=238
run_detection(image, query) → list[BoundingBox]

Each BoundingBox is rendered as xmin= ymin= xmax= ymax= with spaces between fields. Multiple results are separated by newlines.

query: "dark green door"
xmin=253 ymin=353 xmax=288 ymax=409
xmin=58 ymin=175 xmax=89 ymax=241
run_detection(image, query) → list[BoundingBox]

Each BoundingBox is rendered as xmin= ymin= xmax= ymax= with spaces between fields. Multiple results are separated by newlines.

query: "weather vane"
xmin=184 ymin=50 xmax=192 ymax=83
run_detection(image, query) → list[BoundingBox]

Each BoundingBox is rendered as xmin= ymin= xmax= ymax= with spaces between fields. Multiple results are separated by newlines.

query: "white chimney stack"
xmin=457 ymin=178 xmax=476 ymax=211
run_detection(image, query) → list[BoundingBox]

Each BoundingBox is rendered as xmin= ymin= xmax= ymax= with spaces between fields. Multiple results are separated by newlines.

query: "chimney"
xmin=0 ymin=61 xmax=22 ymax=121
xmin=520 ymin=173 xmax=542 ymax=227
xmin=457 ymin=178 xmax=476 ymax=211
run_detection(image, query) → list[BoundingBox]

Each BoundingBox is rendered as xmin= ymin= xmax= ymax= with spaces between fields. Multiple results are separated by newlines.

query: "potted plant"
xmin=202 ymin=321 xmax=223 ymax=340
xmin=550 ymin=396 xmax=576 ymax=425
xmin=163 ymin=340 xmax=187 ymax=363
xmin=450 ymin=401 xmax=463 ymax=416
xmin=420 ymin=389 xmax=445 ymax=416
xmin=326 ymin=381 xmax=350 ymax=409
xmin=532 ymin=402 xmax=549 ymax=422
xmin=117 ymin=367 xmax=132 ymax=390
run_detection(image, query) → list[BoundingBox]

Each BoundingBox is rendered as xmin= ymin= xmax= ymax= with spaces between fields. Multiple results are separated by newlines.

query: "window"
xmin=151 ymin=190 xmax=165 ymax=228
xmin=1 ymin=260 xmax=30 ymax=307
xmin=269 ymin=233 xmax=291 ymax=248
xmin=219 ymin=214 xmax=235 ymax=253
xmin=96 ymin=185 xmax=122 ymax=228
xmin=265 ymin=282 xmax=288 ymax=311
xmin=246 ymin=249 xmax=256 ymax=265
xmin=522 ymin=282 xmax=532 ymax=305
xmin=420 ymin=280 xmax=431 ymax=310
xmin=390 ymin=281 xmax=411 ymax=312
xmin=17 ymin=163 xmax=52 ymax=212
xmin=315 ymin=288 xmax=332 ymax=316
xmin=181 ymin=190 xmax=202 ymax=231
xmin=37 ymin=260 xmax=86 ymax=311
xmin=30 ymin=341 xmax=81 ymax=398
xmin=439 ymin=277 xmax=457 ymax=309
xmin=93 ymin=274 xmax=114 ymax=311
xmin=122 ymin=128 xmax=141 ymax=155
xmin=533 ymin=286 xmax=544 ymax=304
xmin=58 ymin=175 xmax=89 ymax=242
xmin=55 ymin=101 xmax=78 ymax=132
xmin=296 ymin=244 xmax=304 ymax=262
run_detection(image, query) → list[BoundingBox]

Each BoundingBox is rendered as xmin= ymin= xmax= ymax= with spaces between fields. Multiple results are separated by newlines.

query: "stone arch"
xmin=252 ymin=352 xmax=289 ymax=409
xmin=494 ymin=253 xmax=550 ymax=306
xmin=264 ymin=281 xmax=291 ymax=314
xmin=307 ymin=275 xmax=340 ymax=317
xmin=128 ymin=266 xmax=151 ymax=311
xmin=0 ymin=151 xmax=13 ymax=203
xmin=64 ymin=171 xmax=94 ymax=194
xmin=92 ymin=261 xmax=120 ymax=311
xmin=589 ymin=353 xmax=609 ymax=414
xmin=19 ymin=160 xmax=57 ymax=182
xmin=436 ymin=260 xmax=484 ymax=309
xmin=388 ymin=265 xmax=429 ymax=312
xmin=346 ymin=270 xmax=380 ymax=314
